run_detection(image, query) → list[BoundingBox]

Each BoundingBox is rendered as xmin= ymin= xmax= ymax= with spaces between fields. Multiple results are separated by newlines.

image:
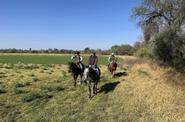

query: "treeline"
xmin=0 ymin=44 xmax=136 ymax=55
xmin=83 ymin=45 xmax=135 ymax=55
xmin=0 ymin=48 xmax=76 ymax=54
xmin=132 ymin=0 xmax=185 ymax=71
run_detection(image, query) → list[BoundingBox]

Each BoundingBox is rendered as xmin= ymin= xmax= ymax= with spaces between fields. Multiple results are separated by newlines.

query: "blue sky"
xmin=0 ymin=0 xmax=142 ymax=50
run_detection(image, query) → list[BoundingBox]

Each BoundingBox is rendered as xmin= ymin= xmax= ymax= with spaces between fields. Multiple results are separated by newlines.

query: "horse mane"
xmin=68 ymin=62 xmax=76 ymax=66
xmin=88 ymin=67 xmax=100 ymax=80
xmin=68 ymin=62 xmax=80 ymax=73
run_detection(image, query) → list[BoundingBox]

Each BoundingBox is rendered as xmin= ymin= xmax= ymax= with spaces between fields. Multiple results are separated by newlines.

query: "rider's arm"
xmin=71 ymin=55 xmax=74 ymax=60
xmin=115 ymin=57 xmax=117 ymax=62
xmin=95 ymin=57 xmax=98 ymax=65
xmin=88 ymin=56 xmax=92 ymax=65
xmin=108 ymin=56 xmax=111 ymax=63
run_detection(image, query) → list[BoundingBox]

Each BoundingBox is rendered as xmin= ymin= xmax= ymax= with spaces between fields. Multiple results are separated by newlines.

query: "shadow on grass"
xmin=98 ymin=81 xmax=120 ymax=94
xmin=113 ymin=71 xmax=128 ymax=77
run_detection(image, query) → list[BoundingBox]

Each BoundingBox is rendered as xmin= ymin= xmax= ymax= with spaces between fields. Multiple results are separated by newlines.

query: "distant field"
xmin=0 ymin=54 xmax=117 ymax=65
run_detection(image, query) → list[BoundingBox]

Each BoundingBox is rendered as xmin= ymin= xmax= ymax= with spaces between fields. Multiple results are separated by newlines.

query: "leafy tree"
xmin=132 ymin=0 xmax=185 ymax=42
xmin=111 ymin=44 xmax=134 ymax=55
xmin=84 ymin=47 xmax=91 ymax=54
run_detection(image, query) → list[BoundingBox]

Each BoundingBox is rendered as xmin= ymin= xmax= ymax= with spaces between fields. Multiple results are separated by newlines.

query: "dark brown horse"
xmin=108 ymin=61 xmax=117 ymax=77
xmin=68 ymin=62 xmax=84 ymax=87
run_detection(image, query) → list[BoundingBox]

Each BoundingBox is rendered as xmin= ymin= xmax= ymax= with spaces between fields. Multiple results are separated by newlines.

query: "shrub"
xmin=134 ymin=47 xmax=151 ymax=58
xmin=153 ymin=29 xmax=185 ymax=71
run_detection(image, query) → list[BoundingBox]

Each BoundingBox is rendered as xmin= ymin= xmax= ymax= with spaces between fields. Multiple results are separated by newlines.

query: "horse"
xmin=108 ymin=61 xmax=117 ymax=77
xmin=82 ymin=66 xmax=101 ymax=99
xmin=68 ymin=62 xmax=84 ymax=87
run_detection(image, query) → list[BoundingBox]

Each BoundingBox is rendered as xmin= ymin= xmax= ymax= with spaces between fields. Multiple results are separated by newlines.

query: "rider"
xmin=71 ymin=51 xmax=83 ymax=70
xmin=88 ymin=51 xmax=100 ymax=75
xmin=108 ymin=53 xmax=117 ymax=66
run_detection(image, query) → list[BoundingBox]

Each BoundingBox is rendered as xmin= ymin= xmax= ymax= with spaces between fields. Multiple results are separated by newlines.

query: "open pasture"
xmin=0 ymin=54 xmax=114 ymax=65
xmin=0 ymin=54 xmax=185 ymax=122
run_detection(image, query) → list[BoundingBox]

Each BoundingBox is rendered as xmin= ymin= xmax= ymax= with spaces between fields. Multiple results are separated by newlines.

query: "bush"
xmin=134 ymin=47 xmax=151 ymax=58
xmin=153 ymin=29 xmax=185 ymax=71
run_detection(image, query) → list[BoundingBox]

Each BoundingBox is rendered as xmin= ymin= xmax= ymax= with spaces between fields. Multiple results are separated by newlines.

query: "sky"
xmin=0 ymin=0 xmax=142 ymax=50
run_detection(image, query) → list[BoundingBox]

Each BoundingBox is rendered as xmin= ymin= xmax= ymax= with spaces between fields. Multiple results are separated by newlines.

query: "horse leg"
xmin=89 ymin=83 xmax=91 ymax=99
xmin=95 ymin=82 xmax=98 ymax=94
xmin=76 ymin=74 xmax=81 ymax=85
xmin=93 ymin=83 xmax=96 ymax=94
xmin=80 ymin=74 xmax=83 ymax=85
xmin=73 ymin=74 xmax=77 ymax=87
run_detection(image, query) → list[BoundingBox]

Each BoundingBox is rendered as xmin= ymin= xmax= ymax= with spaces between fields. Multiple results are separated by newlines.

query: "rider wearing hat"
xmin=108 ymin=53 xmax=117 ymax=66
xmin=71 ymin=51 xmax=83 ymax=70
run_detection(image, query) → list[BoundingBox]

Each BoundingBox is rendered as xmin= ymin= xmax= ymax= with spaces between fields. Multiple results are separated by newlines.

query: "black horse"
xmin=82 ymin=66 xmax=101 ymax=99
xmin=68 ymin=62 xmax=84 ymax=87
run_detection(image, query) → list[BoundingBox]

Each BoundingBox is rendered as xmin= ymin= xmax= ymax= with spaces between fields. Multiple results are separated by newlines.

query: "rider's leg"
xmin=79 ymin=63 xmax=83 ymax=70
xmin=94 ymin=65 xmax=100 ymax=75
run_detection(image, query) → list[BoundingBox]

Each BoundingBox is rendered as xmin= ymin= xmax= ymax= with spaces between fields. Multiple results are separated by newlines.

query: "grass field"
xmin=0 ymin=54 xmax=112 ymax=65
xmin=0 ymin=54 xmax=185 ymax=122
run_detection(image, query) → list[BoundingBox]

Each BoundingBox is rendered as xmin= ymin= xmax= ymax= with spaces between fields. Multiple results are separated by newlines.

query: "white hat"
xmin=111 ymin=53 xmax=114 ymax=55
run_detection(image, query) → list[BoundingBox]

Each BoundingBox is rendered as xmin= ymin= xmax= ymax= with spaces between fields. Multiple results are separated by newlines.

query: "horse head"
xmin=68 ymin=62 xmax=73 ymax=73
xmin=82 ymin=66 xmax=90 ymax=82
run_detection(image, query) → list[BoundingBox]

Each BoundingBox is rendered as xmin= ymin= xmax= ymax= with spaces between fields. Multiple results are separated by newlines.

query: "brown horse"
xmin=108 ymin=61 xmax=117 ymax=77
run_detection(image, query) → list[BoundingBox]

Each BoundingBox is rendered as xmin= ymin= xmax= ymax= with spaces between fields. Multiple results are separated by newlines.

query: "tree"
xmin=131 ymin=0 xmax=185 ymax=70
xmin=132 ymin=0 xmax=185 ymax=42
xmin=84 ymin=47 xmax=91 ymax=54
xmin=111 ymin=44 xmax=134 ymax=55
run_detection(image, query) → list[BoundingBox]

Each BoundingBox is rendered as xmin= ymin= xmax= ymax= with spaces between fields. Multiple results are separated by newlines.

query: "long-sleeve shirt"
xmin=108 ymin=55 xmax=117 ymax=63
xmin=71 ymin=55 xmax=83 ymax=63
xmin=88 ymin=55 xmax=98 ymax=66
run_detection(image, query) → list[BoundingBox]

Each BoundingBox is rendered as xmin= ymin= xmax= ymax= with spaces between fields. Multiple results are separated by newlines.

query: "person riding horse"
xmin=108 ymin=53 xmax=117 ymax=66
xmin=88 ymin=51 xmax=100 ymax=76
xmin=71 ymin=51 xmax=83 ymax=71
xmin=108 ymin=53 xmax=117 ymax=76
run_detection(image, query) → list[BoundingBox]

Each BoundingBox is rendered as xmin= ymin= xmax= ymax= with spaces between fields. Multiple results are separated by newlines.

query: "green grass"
xmin=0 ymin=62 xmax=126 ymax=122
xmin=0 ymin=54 xmax=114 ymax=65
xmin=0 ymin=55 xmax=184 ymax=122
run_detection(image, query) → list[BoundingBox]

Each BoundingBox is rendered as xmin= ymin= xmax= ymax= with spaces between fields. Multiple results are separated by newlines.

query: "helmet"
xmin=76 ymin=51 xmax=80 ymax=54
xmin=111 ymin=53 xmax=114 ymax=55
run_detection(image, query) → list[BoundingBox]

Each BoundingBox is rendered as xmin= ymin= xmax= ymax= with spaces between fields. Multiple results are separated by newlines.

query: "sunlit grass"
xmin=0 ymin=56 xmax=185 ymax=122
xmin=0 ymin=54 xmax=114 ymax=65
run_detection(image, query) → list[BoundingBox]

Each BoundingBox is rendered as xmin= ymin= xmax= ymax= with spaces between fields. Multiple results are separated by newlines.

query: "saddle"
xmin=89 ymin=65 xmax=100 ymax=76
xmin=76 ymin=62 xmax=84 ymax=71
